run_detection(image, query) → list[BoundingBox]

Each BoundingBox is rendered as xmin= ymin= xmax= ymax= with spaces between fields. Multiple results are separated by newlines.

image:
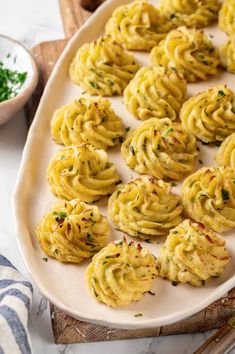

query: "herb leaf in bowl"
xmin=0 ymin=61 xmax=27 ymax=102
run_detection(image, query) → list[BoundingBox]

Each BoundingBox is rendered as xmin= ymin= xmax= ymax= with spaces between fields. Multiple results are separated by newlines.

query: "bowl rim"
xmin=0 ymin=33 xmax=39 ymax=107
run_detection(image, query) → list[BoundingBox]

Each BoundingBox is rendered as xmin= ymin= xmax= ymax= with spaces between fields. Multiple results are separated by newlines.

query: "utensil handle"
xmin=59 ymin=0 xmax=105 ymax=37
xmin=193 ymin=319 xmax=235 ymax=354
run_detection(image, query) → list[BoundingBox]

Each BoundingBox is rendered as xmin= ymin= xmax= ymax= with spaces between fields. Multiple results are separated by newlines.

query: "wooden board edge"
xmin=50 ymin=288 xmax=235 ymax=344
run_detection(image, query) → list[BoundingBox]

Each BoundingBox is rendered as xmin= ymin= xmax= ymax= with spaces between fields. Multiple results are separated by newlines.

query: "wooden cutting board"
xmin=25 ymin=0 xmax=235 ymax=344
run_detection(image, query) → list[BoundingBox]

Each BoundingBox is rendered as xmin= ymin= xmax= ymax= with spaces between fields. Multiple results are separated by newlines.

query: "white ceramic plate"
xmin=14 ymin=0 xmax=235 ymax=329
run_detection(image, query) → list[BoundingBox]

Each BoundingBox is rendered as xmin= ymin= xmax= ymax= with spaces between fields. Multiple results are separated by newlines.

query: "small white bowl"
xmin=0 ymin=34 xmax=38 ymax=125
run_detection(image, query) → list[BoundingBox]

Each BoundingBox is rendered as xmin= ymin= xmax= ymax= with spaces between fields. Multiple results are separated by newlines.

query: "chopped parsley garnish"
xmin=54 ymin=211 xmax=67 ymax=222
xmin=87 ymin=234 xmax=94 ymax=242
xmin=147 ymin=291 xmax=155 ymax=296
xmin=90 ymin=81 xmax=101 ymax=89
xmin=42 ymin=257 xmax=48 ymax=262
xmin=134 ymin=313 xmax=143 ymax=317
xmin=0 ymin=61 xmax=27 ymax=102
xmin=201 ymin=280 xmax=206 ymax=286
xmin=171 ymin=182 xmax=177 ymax=187
xmin=222 ymin=189 xmax=229 ymax=201
xmin=164 ymin=128 xmax=174 ymax=137
xmin=126 ymin=127 xmax=131 ymax=133
xmin=218 ymin=90 xmax=226 ymax=97
xmin=172 ymin=231 xmax=178 ymax=234
xmin=171 ymin=281 xmax=178 ymax=286
xmin=199 ymin=160 xmax=203 ymax=165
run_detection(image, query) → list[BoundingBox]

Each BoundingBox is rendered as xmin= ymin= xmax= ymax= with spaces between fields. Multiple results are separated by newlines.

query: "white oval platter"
xmin=14 ymin=0 xmax=235 ymax=329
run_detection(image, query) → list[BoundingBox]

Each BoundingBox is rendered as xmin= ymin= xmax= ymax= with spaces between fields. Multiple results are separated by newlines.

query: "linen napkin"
xmin=0 ymin=255 xmax=32 ymax=354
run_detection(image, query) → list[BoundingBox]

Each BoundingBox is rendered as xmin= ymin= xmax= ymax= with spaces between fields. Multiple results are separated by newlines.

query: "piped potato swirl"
xmin=123 ymin=66 xmax=187 ymax=121
xmin=220 ymin=35 xmax=235 ymax=74
xmin=219 ymin=0 xmax=235 ymax=35
xmin=108 ymin=176 xmax=183 ymax=239
xmin=180 ymin=85 xmax=235 ymax=143
xmin=150 ymin=26 xmax=220 ymax=82
xmin=86 ymin=238 xmax=157 ymax=307
xmin=51 ymin=97 xmax=125 ymax=150
xmin=35 ymin=198 xmax=109 ymax=263
xmin=105 ymin=0 xmax=172 ymax=51
xmin=182 ymin=166 xmax=235 ymax=233
xmin=69 ymin=36 xmax=140 ymax=96
xmin=216 ymin=133 xmax=235 ymax=169
xmin=121 ymin=118 xmax=197 ymax=180
xmin=157 ymin=219 xmax=230 ymax=287
xmin=160 ymin=0 xmax=220 ymax=28
xmin=47 ymin=144 xmax=120 ymax=203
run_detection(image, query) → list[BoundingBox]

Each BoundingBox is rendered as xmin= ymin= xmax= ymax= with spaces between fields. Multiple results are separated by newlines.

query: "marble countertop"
xmin=0 ymin=1 xmax=225 ymax=353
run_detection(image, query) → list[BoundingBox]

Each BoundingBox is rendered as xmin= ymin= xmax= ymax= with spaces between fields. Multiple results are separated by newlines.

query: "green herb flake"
xmin=172 ymin=231 xmax=178 ymax=234
xmin=60 ymin=155 xmax=66 ymax=160
xmin=147 ymin=291 xmax=155 ymax=296
xmin=164 ymin=128 xmax=174 ymax=137
xmin=42 ymin=257 xmax=48 ymax=262
xmin=199 ymin=160 xmax=203 ymax=165
xmin=117 ymin=190 xmax=121 ymax=197
xmin=90 ymin=81 xmax=101 ymax=89
xmin=54 ymin=211 xmax=67 ymax=222
xmin=126 ymin=127 xmax=131 ymax=133
xmin=222 ymin=189 xmax=229 ymax=201
xmin=171 ymin=281 xmax=178 ymax=286
xmin=218 ymin=90 xmax=226 ymax=97
xmin=171 ymin=182 xmax=177 ymax=187
xmin=134 ymin=313 xmax=143 ymax=317
xmin=201 ymin=280 xmax=206 ymax=286
xmin=87 ymin=234 xmax=94 ymax=242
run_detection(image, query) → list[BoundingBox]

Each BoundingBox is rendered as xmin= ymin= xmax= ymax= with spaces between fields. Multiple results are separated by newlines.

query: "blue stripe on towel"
xmin=0 ymin=345 xmax=5 ymax=354
xmin=0 ymin=255 xmax=16 ymax=270
xmin=0 ymin=288 xmax=30 ymax=311
xmin=0 ymin=280 xmax=33 ymax=292
xmin=0 ymin=305 xmax=31 ymax=354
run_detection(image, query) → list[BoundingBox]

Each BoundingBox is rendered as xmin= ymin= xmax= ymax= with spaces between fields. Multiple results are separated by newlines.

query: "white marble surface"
xmin=0 ymin=1 xmax=230 ymax=353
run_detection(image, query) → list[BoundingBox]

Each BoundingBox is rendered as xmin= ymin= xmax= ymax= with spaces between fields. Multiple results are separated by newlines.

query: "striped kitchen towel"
xmin=0 ymin=255 xmax=33 ymax=354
